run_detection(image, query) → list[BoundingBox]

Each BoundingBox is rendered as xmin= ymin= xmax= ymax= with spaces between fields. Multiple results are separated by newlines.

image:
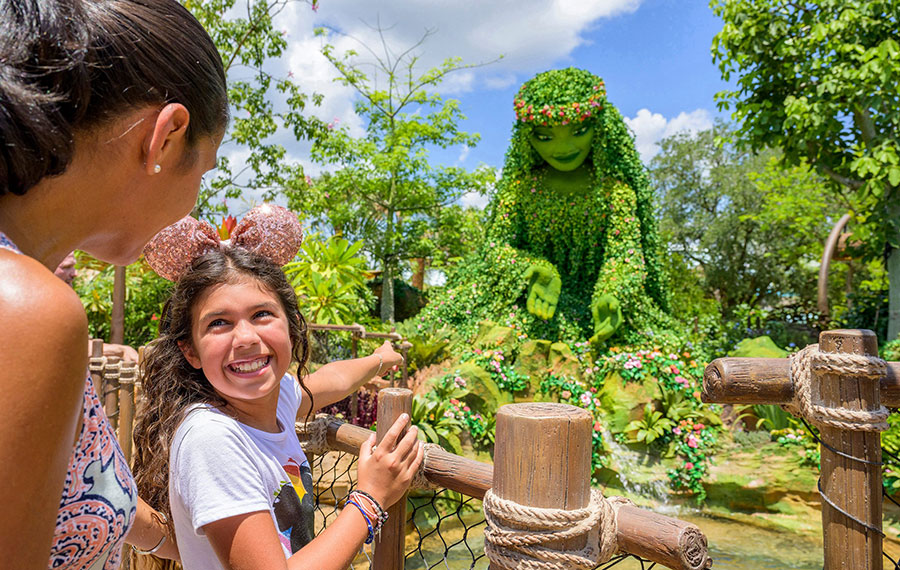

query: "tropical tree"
xmin=711 ymin=0 xmax=900 ymax=337
xmin=185 ymin=0 xmax=327 ymax=219
xmin=651 ymin=123 xmax=845 ymax=315
xmin=308 ymin=28 xmax=496 ymax=322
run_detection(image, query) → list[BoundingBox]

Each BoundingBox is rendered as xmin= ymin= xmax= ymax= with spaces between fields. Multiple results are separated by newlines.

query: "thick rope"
xmin=482 ymin=488 xmax=630 ymax=569
xmin=787 ymin=344 xmax=888 ymax=432
xmin=410 ymin=443 xmax=443 ymax=490
xmin=296 ymin=414 xmax=331 ymax=456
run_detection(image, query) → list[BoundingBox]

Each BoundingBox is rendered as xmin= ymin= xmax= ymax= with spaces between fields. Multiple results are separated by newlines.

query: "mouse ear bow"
xmin=143 ymin=204 xmax=303 ymax=282
xmin=228 ymin=204 xmax=303 ymax=267
xmin=143 ymin=216 xmax=221 ymax=281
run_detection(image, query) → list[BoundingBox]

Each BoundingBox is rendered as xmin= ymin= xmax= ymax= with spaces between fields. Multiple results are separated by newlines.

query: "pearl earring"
xmin=153 ymin=164 xmax=161 ymax=174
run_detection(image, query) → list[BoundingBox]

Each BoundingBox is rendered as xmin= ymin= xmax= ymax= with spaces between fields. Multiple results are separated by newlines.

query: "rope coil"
xmin=482 ymin=488 xmax=630 ymax=569
xmin=296 ymin=414 xmax=331 ymax=456
xmin=787 ymin=344 xmax=888 ymax=432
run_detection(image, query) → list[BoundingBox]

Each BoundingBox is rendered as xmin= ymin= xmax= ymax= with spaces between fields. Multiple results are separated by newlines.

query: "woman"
xmin=0 ymin=0 xmax=228 ymax=567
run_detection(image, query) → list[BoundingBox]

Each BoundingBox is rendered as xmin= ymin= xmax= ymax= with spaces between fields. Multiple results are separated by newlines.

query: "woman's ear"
xmin=177 ymin=340 xmax=202 ymax=370
xmin=144 ymin=103 xmax=191 ymax=176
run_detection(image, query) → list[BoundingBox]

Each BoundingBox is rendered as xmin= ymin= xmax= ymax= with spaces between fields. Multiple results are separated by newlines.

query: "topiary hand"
xmin=524 ymin=264 xmax=561 ymax=320
xmin=590 ymin=293 xmax=622 ymax=343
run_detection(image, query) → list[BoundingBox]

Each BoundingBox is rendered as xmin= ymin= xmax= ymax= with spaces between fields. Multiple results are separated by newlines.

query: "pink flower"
xmin=685 ymin=462 xmax=694 ymax=470
xmin=593 ymin=421 xmax=603 ymax=432
xmin=580 ymin=392 xmax=591 ymax=405
xmin=560 ymin=390 xmax=571 ymax=400
xmin=687 ymin=436 xmax=699 ymax=448
xmin=695 ymin=423 xmax=705 ymax=430
xmin=673 ymin=427 xmax=682 ymax=435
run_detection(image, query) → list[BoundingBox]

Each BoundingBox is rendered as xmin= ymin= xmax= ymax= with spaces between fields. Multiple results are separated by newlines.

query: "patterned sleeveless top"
xmin=0 ymin=233 xmax=137 ymax=569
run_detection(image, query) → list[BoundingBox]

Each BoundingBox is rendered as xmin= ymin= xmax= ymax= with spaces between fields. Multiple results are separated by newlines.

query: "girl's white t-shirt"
xmin=169 ymin=374 xmax=314 ymax=569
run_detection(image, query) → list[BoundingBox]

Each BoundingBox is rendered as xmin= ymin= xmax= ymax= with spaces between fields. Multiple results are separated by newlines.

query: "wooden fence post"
xmin=104 ymin=356 xmax=120 ymax=431
xmin=117 ymin=362 xmax=136 ymax=464
xmin=489 ymin=402 xmax=592 ymax=569
xmin=818 ymin=329 xmax=883 ymax=570
xmin=372 ymin=388 xmax=412 ymax=570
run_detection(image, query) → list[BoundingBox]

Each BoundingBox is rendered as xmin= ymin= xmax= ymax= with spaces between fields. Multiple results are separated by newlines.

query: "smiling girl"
xmin=132 ymin=207 xmax=423 ymax=569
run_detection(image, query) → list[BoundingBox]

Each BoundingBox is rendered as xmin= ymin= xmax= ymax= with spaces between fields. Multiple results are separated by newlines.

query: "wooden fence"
xmin=703 ymin=328 xmax=895 ymax=570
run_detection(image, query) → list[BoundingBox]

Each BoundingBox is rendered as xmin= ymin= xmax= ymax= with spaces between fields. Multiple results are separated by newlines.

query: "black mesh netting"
xmin=310 ymin=450 xmax=660 ymax=569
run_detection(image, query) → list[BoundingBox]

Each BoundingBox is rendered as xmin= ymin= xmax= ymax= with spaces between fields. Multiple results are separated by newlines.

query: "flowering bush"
xmin=667 ymin=418 xmax=717 ymax=502
xmin=445 ymin=398 xmax=495 ymax=451
xmin=462 ymin=348 xmax=529 ymax=393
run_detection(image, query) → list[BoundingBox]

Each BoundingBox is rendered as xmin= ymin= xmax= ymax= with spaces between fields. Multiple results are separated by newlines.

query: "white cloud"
xmin=460 ymin=190 xmax=490 ymax=209
xmin=457 ymin=145 xmax=470 ymax=163
xmin=624 ymin=108 xmax=713 ymax=162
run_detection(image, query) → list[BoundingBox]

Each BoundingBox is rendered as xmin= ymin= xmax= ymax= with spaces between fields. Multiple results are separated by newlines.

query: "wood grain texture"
xmin=818 ymin=330 xmax=882 ymax=570
xmin=372 ymin=388 xmax=412 ymax=570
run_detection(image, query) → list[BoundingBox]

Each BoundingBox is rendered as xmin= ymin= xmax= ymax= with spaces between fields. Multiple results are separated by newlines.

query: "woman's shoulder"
xmin=0 ymin=250 xmax=87 ymax=371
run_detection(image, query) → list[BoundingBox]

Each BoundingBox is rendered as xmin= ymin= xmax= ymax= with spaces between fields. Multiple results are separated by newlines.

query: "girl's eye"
xmin=208 ymin=318 xmax=227 ymax=328
xmin=254 ymin=310 xmax=274 ymax=319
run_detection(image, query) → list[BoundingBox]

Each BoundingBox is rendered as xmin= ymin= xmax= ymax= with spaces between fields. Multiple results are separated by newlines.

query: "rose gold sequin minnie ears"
xmin=143 ymin=204 xmax=303 ymax=281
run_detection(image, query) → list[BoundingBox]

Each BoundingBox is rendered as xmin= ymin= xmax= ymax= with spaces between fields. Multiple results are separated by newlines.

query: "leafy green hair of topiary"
xmin=513 ymin=67 xmax=606 ymax=126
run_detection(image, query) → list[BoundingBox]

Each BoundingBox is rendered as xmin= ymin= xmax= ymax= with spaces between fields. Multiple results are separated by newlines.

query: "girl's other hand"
xmin=356 ymin=413 xmax=423 ymax=508
xmin=373 ymin=341 xmax=403 ymax=374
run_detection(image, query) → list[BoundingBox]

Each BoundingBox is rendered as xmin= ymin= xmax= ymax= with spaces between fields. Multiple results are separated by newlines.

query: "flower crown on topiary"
xmin=513 ymin=67 xmax=606 ymax=126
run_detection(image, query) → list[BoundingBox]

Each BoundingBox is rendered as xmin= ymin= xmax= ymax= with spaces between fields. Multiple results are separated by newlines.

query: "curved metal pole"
xmin=818 ymin=213 xmax=852 ymax=317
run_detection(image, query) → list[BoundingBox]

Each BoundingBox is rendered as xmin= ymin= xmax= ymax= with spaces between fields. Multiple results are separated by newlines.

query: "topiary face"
xmin=528 ymin=123 xmax=595 ymax=172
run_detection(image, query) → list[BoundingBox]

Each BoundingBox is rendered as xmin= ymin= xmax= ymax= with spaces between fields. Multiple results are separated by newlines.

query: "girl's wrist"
xmin=372 ymin=352 xmax=384 ymax=376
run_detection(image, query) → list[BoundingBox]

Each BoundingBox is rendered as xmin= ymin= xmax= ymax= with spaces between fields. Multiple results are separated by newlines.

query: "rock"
xmin=548 ymin=341 xmax=582 ymax=380
xmin=596 ymin=371 xmax=655 ymax=433
xmin=454 ymin=361 xmax=512 ymax=414
xmin=473 ymin=321 xmax=518 ymax=352
xmin=728 ymin=336 xmax=789 ymax=358
xmin=513 ymin=339 xmax=552 ymax=396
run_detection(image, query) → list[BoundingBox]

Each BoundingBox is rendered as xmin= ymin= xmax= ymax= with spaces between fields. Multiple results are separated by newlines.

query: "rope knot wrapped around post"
xmin=296 ymin=414 xmax=331 ymax=456
xmin=482 ymin=488 xmax=631 ymax=569
xmin=787 ymin=343 xmax=889 ymax=432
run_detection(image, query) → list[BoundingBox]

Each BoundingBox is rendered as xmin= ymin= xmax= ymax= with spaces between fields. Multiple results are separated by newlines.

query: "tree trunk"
xmin=888 ymin=245 xmax=900 ymax=341
xmin=412 ymin=257 xmax=426 ymax=290
xmin=380 ymin=260 xmax=395 ymax=323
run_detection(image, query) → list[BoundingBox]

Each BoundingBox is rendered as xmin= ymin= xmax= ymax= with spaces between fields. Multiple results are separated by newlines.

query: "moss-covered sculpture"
xmin=419 ymin=68 xmax=671 ymax=343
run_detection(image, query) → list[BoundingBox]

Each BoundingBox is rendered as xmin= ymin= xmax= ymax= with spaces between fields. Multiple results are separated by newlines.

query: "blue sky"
xmin=225 ymin=0 xmax=733 ymax=209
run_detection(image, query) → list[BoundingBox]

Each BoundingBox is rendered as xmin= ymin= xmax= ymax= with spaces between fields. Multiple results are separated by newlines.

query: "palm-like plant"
xmin=626 ymin=404 xmax=674 ymax=446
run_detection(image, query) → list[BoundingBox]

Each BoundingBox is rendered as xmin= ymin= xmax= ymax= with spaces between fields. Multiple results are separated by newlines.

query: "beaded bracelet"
xmin=346 ymin=499 xmax=376 ymax=544
xmin=349 ymin=490 xmax=388 ymax=535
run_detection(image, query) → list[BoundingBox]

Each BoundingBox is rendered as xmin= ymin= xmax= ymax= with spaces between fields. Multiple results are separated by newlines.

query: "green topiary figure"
xmin=419 ymin=68 xmax=671 ymax=344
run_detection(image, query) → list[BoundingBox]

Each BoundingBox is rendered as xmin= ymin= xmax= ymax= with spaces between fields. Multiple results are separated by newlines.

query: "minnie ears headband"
xmin=143 ymin=204 xmax=303 ymax=281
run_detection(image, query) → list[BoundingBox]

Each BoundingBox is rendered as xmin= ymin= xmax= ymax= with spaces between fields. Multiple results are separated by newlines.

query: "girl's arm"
xmin=297 ymin=341 xmax=402 ymax=419
xmin=126 ymin=497 xmax=179 ymax=561
xmin=203 ymin=414 xmax=424 ymax=570
xmin=0 ymin=254 xmax=87 ymax=569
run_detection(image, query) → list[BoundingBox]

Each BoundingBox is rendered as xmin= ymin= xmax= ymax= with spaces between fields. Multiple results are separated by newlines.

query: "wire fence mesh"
xmin=310 ymin=448 xmax=661 ymax=569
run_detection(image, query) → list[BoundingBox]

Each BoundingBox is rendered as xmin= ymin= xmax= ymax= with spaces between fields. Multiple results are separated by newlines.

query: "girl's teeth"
xmin=232 ymin=357 xmax=268 ymax=373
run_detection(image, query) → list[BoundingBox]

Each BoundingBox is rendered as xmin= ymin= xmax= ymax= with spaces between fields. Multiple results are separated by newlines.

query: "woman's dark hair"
xmin=0 ymin=0 xmax=229 ymax=195
xmin=132 ymin=248 xmax=311 ymax=554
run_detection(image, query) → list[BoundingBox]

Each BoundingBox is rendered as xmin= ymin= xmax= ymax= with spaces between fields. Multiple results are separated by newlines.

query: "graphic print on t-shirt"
xmin=273 ymin=458 xmax=315 ymax=553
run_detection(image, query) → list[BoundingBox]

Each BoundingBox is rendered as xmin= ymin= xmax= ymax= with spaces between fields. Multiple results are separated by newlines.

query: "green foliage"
xmin=392 ymin=320 xmax=456 ymax=373
xmin=753 ymin=405 xmax=795 ymax=431
xmin=74 ymin=256 xmax=173 ymax=348
xmin=410 ymin=395 xmax=463 ymax=455
xmin=461 ymin=348 xmax=529 ymax=393
xmin=883 ymin=337 xmax=900 ymax=361
xmin=732 ymin=429 xmax=771 ymax=448
xmin=412 ymin=374 xmax=494 ymax=453
xmin=283 ymin=234 xmax=373 ymax=325
xmin=667 ymin=418 xmax=717 ymax=502
xmin=626 ymin=404 xmax=674 ymax=446
xmin=771 ymin=427 xmax=820 ymax=468
xmin=652 ymin=122 xmax=841 ymax=316
xmin=419 ymin=68 xmax=671 ymax=344
xmin=711 ymin=0 xmax=900 ymax=335
xmin=185 ymin=0 xmax=326 ymax=218
xmin=304 ymin=28 xmax=495 ymax=322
